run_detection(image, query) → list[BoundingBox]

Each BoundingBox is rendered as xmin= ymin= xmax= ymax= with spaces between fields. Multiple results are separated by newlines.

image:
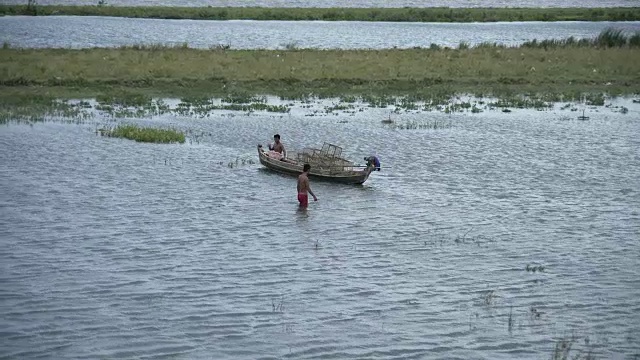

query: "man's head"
xmin=273 ymin=134 xmax=281 ymax=143
xmin=303 ymin=163 xmax=311 ymax=173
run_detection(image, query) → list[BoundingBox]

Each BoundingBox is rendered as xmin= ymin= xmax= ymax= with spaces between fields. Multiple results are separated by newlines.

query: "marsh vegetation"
xmin=1 ymin=29 xmax=639 ymax=103
xmin=0 ymin=28 xmax=636 ymax=138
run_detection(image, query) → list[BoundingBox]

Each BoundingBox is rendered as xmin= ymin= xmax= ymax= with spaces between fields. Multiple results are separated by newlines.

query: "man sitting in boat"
xmin=268 ymin=134 xmax=287 ymax=161
xmin=364 ymin=155 xmax=381 ymax=171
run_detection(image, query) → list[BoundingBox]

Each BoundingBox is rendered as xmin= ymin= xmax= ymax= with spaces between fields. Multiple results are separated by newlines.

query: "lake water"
xmin=1 ymin=98 xmax=640 ymax=359
xmin=0 ymin=0 xmax=638 ymax=7
xmin=1 ymin=16 xmax=640 ymax=49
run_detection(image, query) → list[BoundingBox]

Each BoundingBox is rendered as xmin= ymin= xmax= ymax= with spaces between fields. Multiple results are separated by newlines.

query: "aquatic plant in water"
xmin=0 ymin=88 xmax=631 ymax=126
xmin=95 ymin=92 xmax=171 ymax=118
xmin=551 ymin=336 xmax=596 ymax=360
xmin=225 ymin=155 xmax=257 ymax=168
xmin=99 ymin=124 xmax=185 ymax=144
xmin=0 ymin=98 xmax=93 ymax=124
xmin=488 ymin=96 xmax=553 ymax=110
xmin=390 ymin=119 xmax=453 ymax=130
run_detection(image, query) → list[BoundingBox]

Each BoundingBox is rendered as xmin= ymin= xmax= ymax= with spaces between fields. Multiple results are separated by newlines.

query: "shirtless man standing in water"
xmin=297 ymin=164 xmax=318 ymax=207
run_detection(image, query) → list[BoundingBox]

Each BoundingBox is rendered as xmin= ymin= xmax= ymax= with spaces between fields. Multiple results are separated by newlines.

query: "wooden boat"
xmin=257 ymin=142 xmax=374 ymax=185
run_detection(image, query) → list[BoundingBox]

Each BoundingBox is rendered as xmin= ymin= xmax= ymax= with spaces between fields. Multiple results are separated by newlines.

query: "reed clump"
xmin=522 ymin=28 xmax=640 ymax=49
xmin=1 ymin=5 xmax=639 ymax=22
xmin=99 ymin=124 xmax=185 ymax=144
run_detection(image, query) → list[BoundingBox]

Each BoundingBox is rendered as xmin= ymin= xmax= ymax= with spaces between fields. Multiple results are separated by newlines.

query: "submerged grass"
xmin=389 ymin=119 xmax=453 ymax=130
xmin=1 ymin=5 xmax=639 ymax=22
xmin=175 ymin=95 xmax=289 ymax=116
xmin=1 ymin=30 xmax=639 ymax=101
xmin=99 ymin=124 xmax=185 ymax=144
xmin=0 ymin=96 xmax=93 ymax=123
xmin=551 ymin=337 xmax=596 ymax=360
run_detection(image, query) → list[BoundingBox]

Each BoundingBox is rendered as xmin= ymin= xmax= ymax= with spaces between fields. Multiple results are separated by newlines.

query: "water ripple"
xmin=1 ymin=103 xmax=640 ymax=359
xmin=1 ymin=16 xmax=639 ymax=50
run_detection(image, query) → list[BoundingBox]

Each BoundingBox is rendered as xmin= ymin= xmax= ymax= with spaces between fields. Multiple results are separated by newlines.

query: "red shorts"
xmin=297 ymin=193 xmax=308 ymax=207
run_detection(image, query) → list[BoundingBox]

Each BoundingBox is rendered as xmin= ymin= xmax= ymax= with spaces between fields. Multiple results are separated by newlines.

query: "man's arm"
xmin=306 ymin=179 xmax=317 ymax=201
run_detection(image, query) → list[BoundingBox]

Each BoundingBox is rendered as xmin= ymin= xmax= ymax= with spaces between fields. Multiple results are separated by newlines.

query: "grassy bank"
xmin=2 ymin=4 xmax=640 ymax=22
xmin=1 ymin=34 xmax=639 ymax=101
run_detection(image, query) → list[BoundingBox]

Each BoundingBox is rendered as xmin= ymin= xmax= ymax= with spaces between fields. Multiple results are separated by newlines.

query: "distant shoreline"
xmin=1 ymin=5 xmax=639 ymax=22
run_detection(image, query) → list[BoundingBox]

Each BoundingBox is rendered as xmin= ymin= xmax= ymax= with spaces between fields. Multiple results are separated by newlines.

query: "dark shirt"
xmin=366 ymin=156 xmax=381 ymax=171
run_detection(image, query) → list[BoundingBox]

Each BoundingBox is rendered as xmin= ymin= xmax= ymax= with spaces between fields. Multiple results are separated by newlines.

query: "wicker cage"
xmin=295 ymin=143 xmax=354 ymax=174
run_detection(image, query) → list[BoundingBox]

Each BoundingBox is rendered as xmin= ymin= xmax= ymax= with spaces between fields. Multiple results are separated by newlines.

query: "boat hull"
xmin=257 ymin=145 xmax=373 ymax=185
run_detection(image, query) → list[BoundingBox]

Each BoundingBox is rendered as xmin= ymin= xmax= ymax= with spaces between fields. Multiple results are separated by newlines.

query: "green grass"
xmin=1 ymin=5 xmax=639 ymax=22
xmin=522 ymin=28 xmax=640 ymax=49
xmin=99 ymin=124 xmax=185 ymax=144
xmin=1 ymin=31 xmax=639 ymax=101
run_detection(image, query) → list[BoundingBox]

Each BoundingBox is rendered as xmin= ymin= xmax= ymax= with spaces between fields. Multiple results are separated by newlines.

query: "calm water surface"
xmin=1 ymin=16 xmax=640 ymax=49
xmin=0 ymin=0 xmax=638 ymax=7
xmin=1 ymin=99 xmax=640 ymax=359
